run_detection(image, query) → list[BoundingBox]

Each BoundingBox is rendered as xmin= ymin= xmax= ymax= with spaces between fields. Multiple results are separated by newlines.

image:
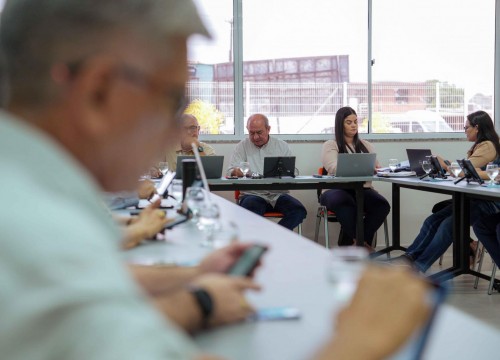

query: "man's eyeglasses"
xmin=184 ymin=125 xmax=200 ymax=132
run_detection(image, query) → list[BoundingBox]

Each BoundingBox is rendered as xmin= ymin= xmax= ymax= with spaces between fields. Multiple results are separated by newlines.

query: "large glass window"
xmin=242 ymin=0 xmax=368 ymax=135
xmin=371 ymin=0 xmax=495 ymax=133
xmin=188 ymin=0 xmax=496 ymax=138
xmin=187 ymin=0 xmax=234 ymax=134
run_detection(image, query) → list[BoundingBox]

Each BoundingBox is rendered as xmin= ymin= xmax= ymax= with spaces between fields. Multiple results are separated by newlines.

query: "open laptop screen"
xmin=406 ymin=149 xmax=432 ymax=176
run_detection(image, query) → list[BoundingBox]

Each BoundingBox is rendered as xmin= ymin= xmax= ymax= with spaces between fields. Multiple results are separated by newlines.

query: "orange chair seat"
xmin=263 ymin=212 xmax=285 ymax=218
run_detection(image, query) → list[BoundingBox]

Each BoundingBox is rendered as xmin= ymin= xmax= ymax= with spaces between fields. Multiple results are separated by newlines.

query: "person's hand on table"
xmin=231 ymin=167 xmax=244 ymax=177
xmin=199 ymin=242 xmax=261 ymax=275
xmin=123 ymin=199 xmax=169 ymax=249
xmin=137 ymin=179 xmax=157 ymax=200
xmin=148 ymin=166 xmax=163 ymax=179
xmin=316 ymin=266 xmax=431 ymax=360
xmin=436 ymin=155 xmax=449 ymax=172
xmin=191 ymin=273 xmax=261 ymax=327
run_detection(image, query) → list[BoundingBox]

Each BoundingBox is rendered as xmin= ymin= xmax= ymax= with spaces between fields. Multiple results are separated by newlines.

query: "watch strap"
xmin=188 ymin=287 xmax=213 ymax=328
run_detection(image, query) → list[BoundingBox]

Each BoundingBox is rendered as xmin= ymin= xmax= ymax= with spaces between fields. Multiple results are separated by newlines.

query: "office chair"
xmin=313 ymin=167 xmax=390 ymax=250
xmin=234 ymin=190 xmax=302 ymax=235
xmin=473 ymin=243 xmax=498 ymax=295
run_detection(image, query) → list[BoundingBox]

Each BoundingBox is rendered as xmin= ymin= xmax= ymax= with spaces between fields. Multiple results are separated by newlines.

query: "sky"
xmin=190 ymin=0 xmax=495 ymax=97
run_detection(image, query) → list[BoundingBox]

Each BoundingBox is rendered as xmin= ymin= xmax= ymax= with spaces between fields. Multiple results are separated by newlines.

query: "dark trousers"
xmin=320 ymin=188 xmax=390 ymax=246
xmin=473 ymin=212 xmax=500 ymax=268
xmin=239 ymin=194 xmax=307 ymax=231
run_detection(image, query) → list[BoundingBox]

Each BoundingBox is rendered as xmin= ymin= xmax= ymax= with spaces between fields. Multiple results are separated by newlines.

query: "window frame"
xmin=199 ymin=0 xmax=500 ymax=142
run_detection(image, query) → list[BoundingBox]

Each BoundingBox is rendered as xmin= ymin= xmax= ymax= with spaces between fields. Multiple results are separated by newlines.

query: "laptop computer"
xmin=175 ymin=155 xmax=224 ymax=179
xmin=406 ymin=149 xmax=432 ymax=176
xmin=336 ymin=153 xmax=376 ymax=177
xmin=263 ymin=156 xmax=296 ymax=178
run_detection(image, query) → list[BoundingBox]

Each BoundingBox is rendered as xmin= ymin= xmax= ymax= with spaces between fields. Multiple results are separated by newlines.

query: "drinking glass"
xmin=388 ymin=159 xmax=398 ymax=172
xmin=421 ymin=160 xmax=432 ymax=175
xmin=239 ymin=161 xmax=250 ymax=178
xmin=185 ymin=187 xmax=207 ymax=223
xmin=169 ymin=180 xmax=183 ymax=209
xmin=486 ymin=163 xmax=499 ymax=186
xmin=326 ymin=247 xmax=368 ymax=302
xmin=158 ymin=161 xmax=169 ymax=175
xmin=449 ymin=161 xmax=462 ymax=177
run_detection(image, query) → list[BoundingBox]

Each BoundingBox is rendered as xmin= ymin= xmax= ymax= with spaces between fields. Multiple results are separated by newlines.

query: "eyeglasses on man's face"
xmin=183 ymin=125 xmax=200 ymax=132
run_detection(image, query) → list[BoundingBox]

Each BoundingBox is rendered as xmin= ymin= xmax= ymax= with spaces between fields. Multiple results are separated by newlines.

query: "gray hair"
xmin=0 ymin=0 xmax=209 ymax=106
xmin=247 ymin=113 xmax=270 ymax=127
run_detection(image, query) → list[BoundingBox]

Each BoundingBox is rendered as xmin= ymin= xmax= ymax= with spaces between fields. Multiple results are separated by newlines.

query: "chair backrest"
xmin=316 ymin=167 xmax=328 ymax=203
xmin=234 ymin=190 xmax=240 ymax=204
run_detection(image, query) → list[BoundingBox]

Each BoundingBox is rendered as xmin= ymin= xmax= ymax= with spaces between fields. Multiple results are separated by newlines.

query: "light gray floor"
xmin=388 ymin=247 xmax=500 ymax=330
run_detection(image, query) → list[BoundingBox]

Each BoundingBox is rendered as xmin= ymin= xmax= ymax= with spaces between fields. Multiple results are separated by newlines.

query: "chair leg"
xmin=439 ymin=255 xmax=443 ymax=266
xmin=322 ymin=207 xmax=330 ymax=249
xmin=383 ymin=218 xmax=390 ymax=259
xmin=373 ymin=232 xmax=378 ymax=248
xmin=474 ymin=243 xmax=486 ymax=289
xmin=488 ymin=264 xmax=497 ymax=295
xmin=297 ymin=223 xmax=302 ymax=236
xmin=314 ymin=209 xmax=322 ymax=243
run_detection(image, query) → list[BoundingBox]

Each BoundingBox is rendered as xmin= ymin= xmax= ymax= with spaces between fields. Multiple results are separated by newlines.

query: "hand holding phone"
xmin=227 ymin=244 xmax=268 ymax=276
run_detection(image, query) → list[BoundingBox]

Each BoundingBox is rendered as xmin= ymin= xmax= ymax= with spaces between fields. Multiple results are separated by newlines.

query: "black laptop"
xmin=406 ymin=149 xmax=432 ymax=176
xmin=175 ymin=155 xmax=224 ymax=179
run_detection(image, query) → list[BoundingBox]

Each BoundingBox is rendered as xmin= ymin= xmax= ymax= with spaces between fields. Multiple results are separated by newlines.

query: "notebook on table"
xmin=175 ymin=155 xmax=224 ymax=179
xmin=336 ymin=153 xmax=376 ymax=177
xmin=406 ymin=149 xmax=432 ymax=176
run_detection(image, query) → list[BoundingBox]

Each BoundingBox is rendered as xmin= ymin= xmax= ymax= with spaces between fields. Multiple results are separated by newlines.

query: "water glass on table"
xmin=448 ymin=161 xmax=462 ymax=177
xmin=239 ymin=161 xmax=250 ymax=178
xmin=198 ymin=204 xmax=239 ymax=248
xmin=185 ymin=187 xmax=207 ymax=224
xmin=158 ymin=161 xmax=169 ymax=176
xmin=421 ymin=160 xmax=432 ymax=175
xmin=486 ymin=163 xmax=499 ymax=186
xmin=388 ymin=159 xmax=398 ymax=172
xmin=326 ymin=247 xmax=368 ymax=303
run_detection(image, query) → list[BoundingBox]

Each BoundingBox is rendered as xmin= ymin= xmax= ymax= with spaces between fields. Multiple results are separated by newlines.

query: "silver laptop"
xmin=406 ymin=149 xmax=432 ymax=176
xmin=175 ymin=155 xmax=224 ymax=179
xmin=336 ymin=153 xmax=376 ymax=177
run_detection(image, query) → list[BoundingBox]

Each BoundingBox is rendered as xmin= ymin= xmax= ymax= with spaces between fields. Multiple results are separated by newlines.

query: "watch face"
xmin=198 ymin=146 xmax=204 ymax=152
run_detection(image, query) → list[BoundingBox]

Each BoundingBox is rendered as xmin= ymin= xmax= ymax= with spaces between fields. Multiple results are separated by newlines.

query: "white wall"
xmin=208 ymin=139 xmax=469 ymax=247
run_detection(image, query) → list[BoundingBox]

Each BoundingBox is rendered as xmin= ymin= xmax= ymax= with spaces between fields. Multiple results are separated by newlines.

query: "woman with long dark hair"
xmin=394 ymin=110 xmax=500 ymax=272
xmin=321 ymin=106 xmax=390 ymax=249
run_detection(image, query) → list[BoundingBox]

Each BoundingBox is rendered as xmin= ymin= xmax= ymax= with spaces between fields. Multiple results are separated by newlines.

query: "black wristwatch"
xmin=188 ymin=287 xmax=213 ymax=328
xmin=197 ymin=146 xmax=204 ymax=153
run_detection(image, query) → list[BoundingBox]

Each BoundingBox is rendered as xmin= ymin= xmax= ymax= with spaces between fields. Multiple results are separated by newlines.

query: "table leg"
xmin=355 ymin=185 xmax=364 ymax=246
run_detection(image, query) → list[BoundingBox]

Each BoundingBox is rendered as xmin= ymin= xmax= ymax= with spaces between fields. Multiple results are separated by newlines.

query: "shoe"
xmin=380 ymin=254 xmax=417 ymax=270
xmin=364 ymin=242 xmax=376 ymax=254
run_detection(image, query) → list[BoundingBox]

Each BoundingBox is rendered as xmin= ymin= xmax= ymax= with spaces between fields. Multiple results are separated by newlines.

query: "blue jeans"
xmin=239 ymin=194 xmax=307 ymax=231
xmin=473 ymin=212 xmax=500 ymax=268
xmin=320 ymin=188 xmax=390 ymax=246
xmin=407 ymin=201 xmax=500 ymax=272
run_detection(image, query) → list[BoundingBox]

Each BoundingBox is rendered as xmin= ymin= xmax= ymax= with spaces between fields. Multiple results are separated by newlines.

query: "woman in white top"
xmin=321 ymin=106 xmax=390 ymax=249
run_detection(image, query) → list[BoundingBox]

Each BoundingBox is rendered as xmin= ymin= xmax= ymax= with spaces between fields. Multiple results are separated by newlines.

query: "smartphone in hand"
xmin=248 ymin=307 xmax=301 ymax=321
xmin=227 ymin=244 xmax=268 ymax=277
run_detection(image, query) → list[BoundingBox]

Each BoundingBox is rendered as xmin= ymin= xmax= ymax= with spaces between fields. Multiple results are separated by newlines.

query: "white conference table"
xmin=123 ymin=193 xmax=500 ymax=360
